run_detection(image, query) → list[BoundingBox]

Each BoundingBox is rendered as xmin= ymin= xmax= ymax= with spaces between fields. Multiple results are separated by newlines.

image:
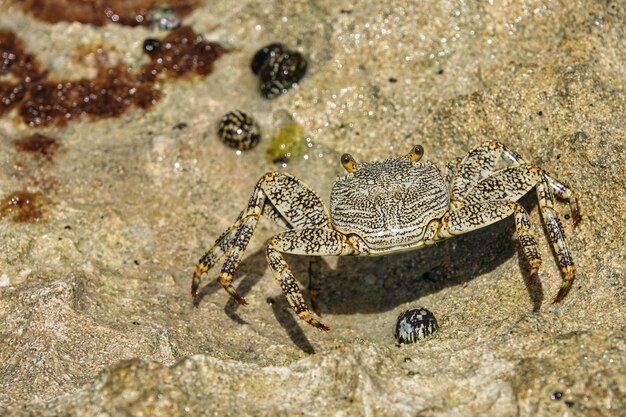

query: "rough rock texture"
xmin=0 ymin=0 xmax=624 ymax=416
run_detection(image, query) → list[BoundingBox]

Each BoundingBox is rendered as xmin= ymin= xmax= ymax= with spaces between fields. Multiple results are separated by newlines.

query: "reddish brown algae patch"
xmin=19 ymin=66 xmax=160 ymax=126
xmin=0 ymin=191 xmax=51 ymax=223
xmin=12 ymin=134 xmax=60 ymax=160
xmin=0 ymin=29 xmax=46 ymax=117
xmin=15 ymin=0 xmax=201 ymax=27
xmin=141 ymin=26 xmax=228 ymax=81
xmin=0 ymin=27 xmax=227 ymax=126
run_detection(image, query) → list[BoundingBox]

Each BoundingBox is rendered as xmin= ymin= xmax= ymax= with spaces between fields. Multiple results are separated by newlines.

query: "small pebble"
xmin=394 ymin=307 xmax=439 ymax=344
xmin=217 ymin=110 xmax=261 ymax=151
xmin=146 ymin=5 xmax=181 ymax=30
xmin=551 ymin=391 xmax=563 ymax=400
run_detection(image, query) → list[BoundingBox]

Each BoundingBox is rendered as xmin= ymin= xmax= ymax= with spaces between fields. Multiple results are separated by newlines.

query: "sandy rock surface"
xmin=0 ymin=0 xmax=624 ymax=416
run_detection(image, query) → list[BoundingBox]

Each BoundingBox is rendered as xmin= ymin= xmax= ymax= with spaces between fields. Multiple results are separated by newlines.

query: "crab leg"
xmin=191 ymin=211 xmax=243 ymax=298
xmin=193 ymin=178 xmax=267 ymax=303
xmin=444 ymin=157 xmax=462 ymax=187
xmin=500 ymin=143 xmax=581 ymax=227
xmin=451 ymin=141 xmax=508 ymax=201
xmin=536 ymin=177 xmax=576 ymax=302
xmin=451 ymin=142 xmax=581 ymax=221
xmin=191 ymin=202 xmax=295 ymax=299
xmin=462 ymin=165 xmax=542 ymax=205
xmin=451 ymin=142 xmax=579 ymax=302
xmin=493 ymin=145 xmax=579 ymax=301
xmin=545 ymin=175 xmax=582 ymax=227
xmin=266 ymin=228 xmax=358 ymax=330
xmin=438 ymin=200 xmax=543 ymax=284
xmin=193 ymin=172 xmax=332 ymax=305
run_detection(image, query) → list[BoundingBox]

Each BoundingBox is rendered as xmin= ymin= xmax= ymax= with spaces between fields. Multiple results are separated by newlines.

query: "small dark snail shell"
xmin=217 ymin=110 xmax=261 ymax=151
xmin=250 ymin=43 xmax=284 ymax=75
xmin=251 ymin=43 xmax=308 ymax=99
xmin=394 ymin=307 xmax=439 ymax=344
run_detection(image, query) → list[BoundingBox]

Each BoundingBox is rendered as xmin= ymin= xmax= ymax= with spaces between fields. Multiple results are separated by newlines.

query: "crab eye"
xmin=409 ymin=144 xmax=424 ymax=163
xmin=341 ymin=153 xmax=358 ymax=173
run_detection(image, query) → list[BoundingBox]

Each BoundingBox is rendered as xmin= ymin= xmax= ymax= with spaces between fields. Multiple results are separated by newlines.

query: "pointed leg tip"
xmin=233 ymin=294 xmax=248 ymax=305
xmin=191 ymin=287 xmax=199 ymax=303
xmin=299 ymin=312 xmax=330 ymax=331
xmin=569 ymin=204 xmax=582 ymax=227
xmin=552 ymin=286 xmax=572 ymax=304
xmin=191 ymin=271 xmax=202 ymax=297
xmin=314 ymin=322 xmax=330 ymax=331
xmin=525 ymin=271 xmax=539 ymax=289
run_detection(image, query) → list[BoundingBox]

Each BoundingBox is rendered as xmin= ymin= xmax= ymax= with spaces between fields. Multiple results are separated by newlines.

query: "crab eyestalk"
xmin=341 ymin=153 xmax=359 ymax=173
xmin=409 ymin=144 xmax=424 ymax=162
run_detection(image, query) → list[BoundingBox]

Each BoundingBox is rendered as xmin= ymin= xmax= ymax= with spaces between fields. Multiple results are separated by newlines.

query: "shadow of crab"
xmin=217 ymin=214 xmax=519 ymax=320
xmin=318 ymin=217 xmax=519 ymax=315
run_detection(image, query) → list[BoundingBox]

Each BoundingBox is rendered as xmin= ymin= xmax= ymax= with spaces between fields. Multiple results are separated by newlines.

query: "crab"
xmin=192 ymin=141 xmax=581 ymax=330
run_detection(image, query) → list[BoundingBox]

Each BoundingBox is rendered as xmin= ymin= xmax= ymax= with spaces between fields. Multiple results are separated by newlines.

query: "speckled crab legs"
xmin=192 ymin=172 xmax=348 ymax=330
xmin=441 ymin=141 xmax=581 ymax=302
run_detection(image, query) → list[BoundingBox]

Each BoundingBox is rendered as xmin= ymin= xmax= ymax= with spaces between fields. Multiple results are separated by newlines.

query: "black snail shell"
xmin=394 ymin=307 xmax=439 ymax=344
xmin=251 ymin=43 xmax=307 ymax=99
xmin=217 ymin=110 xmax=261 ymax=151
xmin=250 ymin=43 xmax=284 ymax=75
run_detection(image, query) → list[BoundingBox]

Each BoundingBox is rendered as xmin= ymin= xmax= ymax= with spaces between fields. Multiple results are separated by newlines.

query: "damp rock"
xmin=217 ymin=110 xmax=261 ymax=151
xmin=394 ymin=307 xmax=439 ymax=344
